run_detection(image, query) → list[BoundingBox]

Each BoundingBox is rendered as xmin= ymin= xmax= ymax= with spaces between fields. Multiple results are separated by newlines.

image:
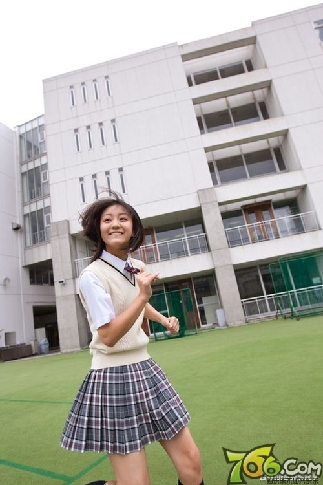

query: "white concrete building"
xmin=1 ymin=4 xmax=323 ymax=354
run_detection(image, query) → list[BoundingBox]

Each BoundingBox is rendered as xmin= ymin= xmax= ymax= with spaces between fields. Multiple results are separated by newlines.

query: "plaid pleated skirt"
xmin=61 ymin=358 xmax=190 ymax=455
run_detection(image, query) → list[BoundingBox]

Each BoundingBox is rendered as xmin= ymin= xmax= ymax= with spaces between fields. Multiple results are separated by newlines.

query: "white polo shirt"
xmin=79 ymin=250 xmax=135 ymax=329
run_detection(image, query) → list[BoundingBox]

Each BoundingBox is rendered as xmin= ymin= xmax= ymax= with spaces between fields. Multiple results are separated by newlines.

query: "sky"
xmin=1 ymin=0 xmax=320 ymax=129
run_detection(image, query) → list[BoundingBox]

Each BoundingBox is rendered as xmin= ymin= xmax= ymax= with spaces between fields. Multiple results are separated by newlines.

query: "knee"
xmin=184 ymin=443 xmax=202 ymax=475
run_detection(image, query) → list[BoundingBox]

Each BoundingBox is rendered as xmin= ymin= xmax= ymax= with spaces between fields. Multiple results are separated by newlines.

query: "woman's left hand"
xmin=164 ymin=316 xmax=179 ymax=334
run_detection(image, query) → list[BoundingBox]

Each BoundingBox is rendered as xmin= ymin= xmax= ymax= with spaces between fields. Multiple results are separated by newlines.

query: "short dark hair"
xmin=79 ymin=191 xmax=144 ymax=262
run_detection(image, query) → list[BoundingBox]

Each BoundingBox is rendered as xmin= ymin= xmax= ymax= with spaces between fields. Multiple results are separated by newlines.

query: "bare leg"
xmin=160 ymin=427 xmax=203 ymax=485
xmin=108 ymin=448 xmax=150 ymax=485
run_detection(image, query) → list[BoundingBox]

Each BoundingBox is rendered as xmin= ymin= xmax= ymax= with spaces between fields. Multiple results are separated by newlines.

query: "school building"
xmin=1 ymin=4 xmax=323 ymax=354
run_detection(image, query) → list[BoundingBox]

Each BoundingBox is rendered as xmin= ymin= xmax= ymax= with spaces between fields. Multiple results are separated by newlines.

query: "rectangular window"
xmin=111 ymin=119 xmax=119 ymax=142
xmin=93 ymin=79 xmax=99 ymax=100
xmin=217 ymin=155 xmax=247 ymax=183
xmin=99 ymin=122 xmax=106 ymax=146
xmin=245 ymin=149 xmax=276 ymax=177
xmin=204 ymin=110 xmax=232 ymax=132
xmin=118 ymin=167 xmax=126 ymax=193
xmin=86 ymin=125 xmax=93 ymax=149
xmin=81 ymin=82 xmax=87 ymax=103
xmin=105 ymin=76 xmax=111 ymax=96
xmin=194 ymin=68 xmax=219 ymax=85
xmin=24 ymin=208 xmax=47 ymax=246
xmin=92 ymin=174 xmax=99 ymax=199
xmin=314 ymin=19 xmax=323 ymax=41
xmin=105 ymin=171 xmax=111 ymax=190
xmin=70 ymin=85 xmax=76 ymax=106
xmin=74 ymin=129 xmax=81 ymax=152
xmin=79 ymin=177 xmax=86 ymax=203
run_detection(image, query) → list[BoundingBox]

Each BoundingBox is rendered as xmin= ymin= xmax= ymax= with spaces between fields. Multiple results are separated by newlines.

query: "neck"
xmin=105 ymin=247 xmax=128 ymax=261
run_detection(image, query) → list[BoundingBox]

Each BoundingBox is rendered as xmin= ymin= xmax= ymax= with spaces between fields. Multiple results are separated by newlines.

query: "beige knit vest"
xmin=79 ymin=258 xmax=150 ymax=369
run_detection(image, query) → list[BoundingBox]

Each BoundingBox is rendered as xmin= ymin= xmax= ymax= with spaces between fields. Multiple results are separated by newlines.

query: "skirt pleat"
xmin=61 ymin=358 xmax=190 ymax=454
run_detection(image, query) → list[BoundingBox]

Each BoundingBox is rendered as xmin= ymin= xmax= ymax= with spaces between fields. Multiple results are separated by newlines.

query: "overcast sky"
xmin=1 ymin=0 xmax=320 ymax=129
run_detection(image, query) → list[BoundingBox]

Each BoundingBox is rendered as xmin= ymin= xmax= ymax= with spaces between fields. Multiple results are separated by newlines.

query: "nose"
xmin=111 ymin=219 xmax=121 ymax=228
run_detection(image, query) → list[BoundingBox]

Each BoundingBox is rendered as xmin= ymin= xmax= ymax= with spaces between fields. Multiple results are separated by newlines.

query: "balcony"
xmin=74 ymin=233 xmax=209 ymax=277
xmin=134 ymin=233 xmax=209 ymax=264
xmin=225 ymin=211 xmax=320 ymax=248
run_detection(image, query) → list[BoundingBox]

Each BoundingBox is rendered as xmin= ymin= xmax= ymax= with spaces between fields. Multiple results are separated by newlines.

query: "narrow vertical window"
xmin=111 ymin=119 xmax=119 ymax=142
xmin=118 ymin=167 xmax=126 ymax=193
xmin=105 ymin=171 xmax=111 ymax=190
xmin=105 ymin=75 xmax=111 ymax=96
xmin=92 ymin=174 xmax=99 ymax=199
xmin=81 ymin=82 xmax=87 ymax=103
xmin=74 ymin=129 xmax=81 ymax=152
xmin=99 ymin=122 xmax=106 ymax=146
xmin=93 ymin=79 xmax=99 ymax=100
xmin=70 ymin=85 xmax=76 ymax=106
xmin=314 ymin=19 xmax=323 ymax=41
xmin=86 ymin=125 xmax=93 ymax=149
xmin=79 ymin=177 xmax=86 ymax=203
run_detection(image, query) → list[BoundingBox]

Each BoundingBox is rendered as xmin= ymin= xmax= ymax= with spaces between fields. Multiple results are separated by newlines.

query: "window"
xmin=86 ymin=125 xmax=93 ymax=149
xmin=21 ymin=163 xmax=49 ymax=202
xmin=30 ymin=269 xmax=54 ymax=286
xmin=208 ymin=146 xmax=286 ymax=185
xmin=79 ymin=177 xmax=86 ymax=203
xmin=105 ymin=76 xmax=111 ymax=96
xmin=105 ymin=171 xmax=111 ymax=190
xmin=70 ymin=85 xmax=76 ymax=106
xmin=19 ymin=122 xmax=46 ymax=161
xmin=93 ymin=79 xmax=99 ymax=100
xmin=314 ymin=19 xmax=323 ymax=41
xmin=187 ymin=59 xmax=253 ymax=87
xmin=217 ymin=155 xmax=247 ymax=183
xmin=92 ymin=174 xmax=99 ymax=199
xmin=99 ymin=122 xmax=106 ymax=146
xmin=197 ymin=99 xmax=268 ymax=135
xmin=81 ymin=82 xmax=87 ymax=103
xmin=111 ymin=119 xmax=119 ymax=142
xmin=118 ymin=168 xmax=126 ymax=193
xmin=74 ymin=129 xmax=80 ymax=152
xmin=245 ymin=149 xmax=276 ymax=177
xmin=24 ymin=208 xmax=48 ymax=246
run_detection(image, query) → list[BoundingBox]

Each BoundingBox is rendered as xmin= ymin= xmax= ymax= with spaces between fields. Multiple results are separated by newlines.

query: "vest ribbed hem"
xmin=91 ymin=347 xmax=150 ymax=369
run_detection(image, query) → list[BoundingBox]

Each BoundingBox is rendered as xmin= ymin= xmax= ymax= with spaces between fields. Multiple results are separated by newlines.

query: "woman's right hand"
xmin=136 ymin=268 xmax=160 ymax=302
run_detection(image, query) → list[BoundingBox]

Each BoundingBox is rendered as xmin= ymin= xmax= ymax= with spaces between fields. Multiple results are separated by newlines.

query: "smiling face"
xmin=100 ymin=204 xmax=133 ymax=259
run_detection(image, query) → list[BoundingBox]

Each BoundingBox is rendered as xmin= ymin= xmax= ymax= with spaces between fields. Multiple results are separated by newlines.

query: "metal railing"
xmin=75 ymin=233 xmax=209 ymax=277
xmin=225 ymin=211 xmax=319 ymax=248
xmin=242 ymin=285 xmax=323 ymax=321
xmin=133 ymin=233 xmax=209 ymax=264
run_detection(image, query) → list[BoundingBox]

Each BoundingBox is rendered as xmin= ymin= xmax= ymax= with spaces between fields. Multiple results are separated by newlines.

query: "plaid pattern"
xmin=61 ymin=358 xmax=190 ymax=454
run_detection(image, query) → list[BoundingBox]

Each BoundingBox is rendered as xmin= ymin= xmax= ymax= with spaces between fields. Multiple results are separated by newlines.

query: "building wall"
xmin=0 ymin=123 xmax=25 ymax=346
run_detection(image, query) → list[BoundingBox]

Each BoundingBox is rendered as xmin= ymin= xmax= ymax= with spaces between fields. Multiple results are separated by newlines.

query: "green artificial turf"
xmin=0 ymin=316 xmax=322 ymax=485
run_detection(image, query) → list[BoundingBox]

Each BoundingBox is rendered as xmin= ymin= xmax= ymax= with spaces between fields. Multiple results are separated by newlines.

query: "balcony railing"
xmin=75 ymin=233 xmax=209 ymax=277
xmin=242 ymin=285 xmax=323 ymax=321
xmin=225 ymin=211 xmax=319 ymax=248
xmin=133 ymin=233 xmax=209 ymax=264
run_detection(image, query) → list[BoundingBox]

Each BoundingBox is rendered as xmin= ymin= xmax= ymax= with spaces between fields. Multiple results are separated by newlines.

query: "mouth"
xmin=109 ymin=232 xmax=123 ymax=235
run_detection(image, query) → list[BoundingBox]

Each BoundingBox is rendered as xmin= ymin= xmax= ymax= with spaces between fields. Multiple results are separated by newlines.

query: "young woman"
xmin=60 ymin=193 xmax=204 ymax=485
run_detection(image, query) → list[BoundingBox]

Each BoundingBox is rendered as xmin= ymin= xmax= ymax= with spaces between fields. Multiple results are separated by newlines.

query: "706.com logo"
xmin=223 ymin=444 xmax=322 ymax=484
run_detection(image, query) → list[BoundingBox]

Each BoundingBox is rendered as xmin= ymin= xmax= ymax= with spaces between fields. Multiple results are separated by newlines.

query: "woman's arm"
xmin=144 ymin=303 xmax=179 ymax=334
xmin=98 ymin=269 xmax=159 ymax=347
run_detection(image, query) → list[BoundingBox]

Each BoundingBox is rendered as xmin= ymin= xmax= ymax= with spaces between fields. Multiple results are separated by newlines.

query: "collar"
xmin=101 ymin=250 xmax=133 ymax=278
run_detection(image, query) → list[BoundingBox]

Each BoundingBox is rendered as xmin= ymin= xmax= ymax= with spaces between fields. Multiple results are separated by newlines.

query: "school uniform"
xmin=60 ymin=250 xmax=190 ymax=455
